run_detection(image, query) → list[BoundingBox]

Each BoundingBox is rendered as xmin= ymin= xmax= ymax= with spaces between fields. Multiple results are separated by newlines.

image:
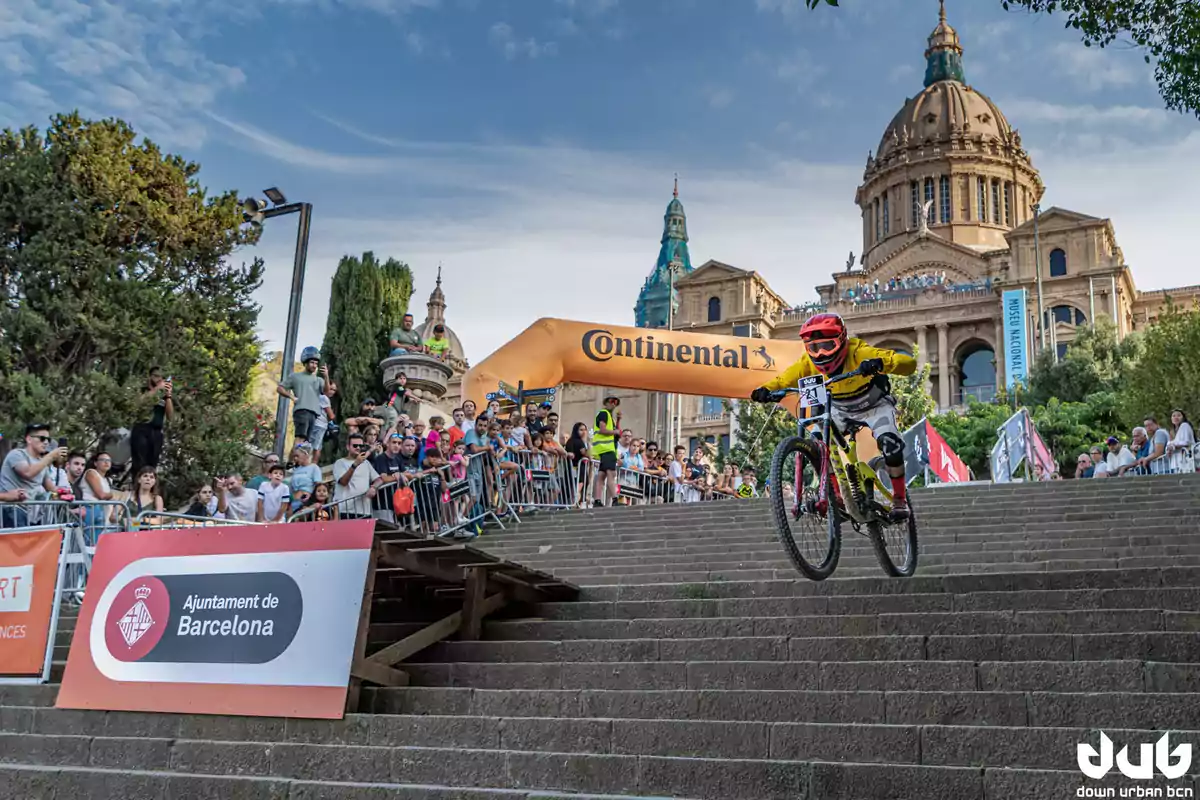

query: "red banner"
xmin=926 ymin=422 xmax=969 ymax=483
xmin=1026 ymin=415 xmax=1058 ymax=480
xmin=0 ymin=528 xmax=63 ymax=676
xmin=57 ymin=520 xmax=375 ymax=719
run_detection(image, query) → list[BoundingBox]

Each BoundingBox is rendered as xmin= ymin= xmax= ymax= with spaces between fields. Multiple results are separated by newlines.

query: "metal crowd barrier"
xmin=133 ymin=510 xmax=268 ymax=530
xmin=502 ymin=449 xmax=582 ymax=512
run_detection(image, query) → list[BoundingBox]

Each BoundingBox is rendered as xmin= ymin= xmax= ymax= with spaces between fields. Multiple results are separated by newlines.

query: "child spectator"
xmin=302 ymin=482 xmax=338 ymax=521
xmin=424 ymin=324 xmax=451 ymax=359
xmin=737 ymin=467 xmax=760 ymax=498
xmin=257 ymin=464 xmax=291 ymax=523
xmin=427 ymin=416 xmax=447 ymax=451
xmin=289 ymin=443 xmax=323 ymax=509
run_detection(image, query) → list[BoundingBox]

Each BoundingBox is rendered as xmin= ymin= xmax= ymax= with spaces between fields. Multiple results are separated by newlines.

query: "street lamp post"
xmin=244 ymin=188 xmax=314 ymax=457
xmin=665 ymin=259 xmax=683 ymax=449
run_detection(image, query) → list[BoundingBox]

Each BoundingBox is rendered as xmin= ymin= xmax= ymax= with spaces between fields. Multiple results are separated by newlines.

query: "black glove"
xmin=860 ymin=358 xmax=884 ymax=376
xmin=750 ymin=387 xmax=774 ymax=403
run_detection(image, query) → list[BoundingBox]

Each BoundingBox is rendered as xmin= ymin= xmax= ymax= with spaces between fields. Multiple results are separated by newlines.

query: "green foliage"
xmin=1029 ymin=394 xmax=1118 ymax=475
xmin=320 ymin=251 xmax=414 ymax=423
xmin=0 ymin=112 xmax=263 ymax=504
xmin=892 ymin=349 xmax=936 ymax=430
xmin=1026 ymin=319 xmax=1139 ymax=407
xmin=1121 ymin=302 xmax=1200 ymax=423
xmin=930 ymin=401 xmax=1014 ymax=480
xmin=1000 ymin=0 xmax=1200 ymax=118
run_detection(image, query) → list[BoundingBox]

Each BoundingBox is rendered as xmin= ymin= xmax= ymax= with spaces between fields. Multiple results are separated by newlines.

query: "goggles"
xmin=804 ymin=338 xmax=840 ymax=354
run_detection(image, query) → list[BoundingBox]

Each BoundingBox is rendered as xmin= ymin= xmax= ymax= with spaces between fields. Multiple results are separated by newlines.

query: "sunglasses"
xmin=32 ymin=435 xmax=52 ymax=443
xmin=804 ymin=339 xmax=839 ymax=354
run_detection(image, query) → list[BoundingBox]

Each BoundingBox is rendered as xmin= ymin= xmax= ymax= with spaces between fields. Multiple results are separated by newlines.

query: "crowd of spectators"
xmin=840 ymin=272 xmax=991 ymax=305
xmin=1074 ymin=410 xmax=1196 ymax=479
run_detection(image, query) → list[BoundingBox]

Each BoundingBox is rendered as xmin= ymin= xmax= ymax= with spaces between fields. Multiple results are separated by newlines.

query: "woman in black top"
xmin=564 ymin=422 xmax=590 ymax=508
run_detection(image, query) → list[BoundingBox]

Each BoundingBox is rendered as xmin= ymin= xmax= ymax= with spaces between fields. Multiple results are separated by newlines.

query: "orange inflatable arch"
xmin=461 ymin=318 xmax=811 ymax=412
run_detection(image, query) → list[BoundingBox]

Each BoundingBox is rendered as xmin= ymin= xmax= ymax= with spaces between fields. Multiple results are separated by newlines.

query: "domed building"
xmin=659 ymin=0 xmax=1200 ymax=430
xmin=634 ymin=177 xmax=694 ymax=328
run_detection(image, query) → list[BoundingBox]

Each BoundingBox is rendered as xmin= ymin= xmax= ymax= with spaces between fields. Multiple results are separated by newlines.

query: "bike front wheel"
xmin=770 ymin=435 xmax=841 ymax=581
xmin=867 ymin=496 xmax=919 ymax=577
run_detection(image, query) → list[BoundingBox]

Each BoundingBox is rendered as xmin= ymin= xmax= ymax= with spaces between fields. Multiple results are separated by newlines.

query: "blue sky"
xmin=3 ymin=0 xmax=1196 ymax=365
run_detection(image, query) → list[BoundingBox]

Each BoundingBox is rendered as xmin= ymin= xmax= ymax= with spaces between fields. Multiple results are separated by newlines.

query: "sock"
xmin=890 ymin=475 xmax=907 ymax=506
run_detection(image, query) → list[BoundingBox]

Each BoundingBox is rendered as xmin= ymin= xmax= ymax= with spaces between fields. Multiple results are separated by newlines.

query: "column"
xmin=993 ymin=319 xmax=1005 ymax=393
xmin=914 ymin=325 xmax=928 ymax=369
xmin=936 ymin=323 xmax=950 ymax=409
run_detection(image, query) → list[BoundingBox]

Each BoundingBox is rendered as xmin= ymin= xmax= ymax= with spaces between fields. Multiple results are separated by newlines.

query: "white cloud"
xmin=1051 ymin=41 xmax=1144 ymax=92
xmin=704 ymin=86 xmax=736 ymax=110
xmin=1001 ymin=97 xmax=1174 ymax=130
xmin=488 ymin=22 xmax=558 ymax=60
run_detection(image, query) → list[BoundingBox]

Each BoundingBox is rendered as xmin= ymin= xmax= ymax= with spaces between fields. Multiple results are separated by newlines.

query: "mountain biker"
xmin=748 ymin=312 xmax=916 ymax=521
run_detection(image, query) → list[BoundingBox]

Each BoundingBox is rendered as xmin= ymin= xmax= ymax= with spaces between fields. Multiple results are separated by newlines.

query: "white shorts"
xmin=830 ymin=395 xmax=900 ymax=441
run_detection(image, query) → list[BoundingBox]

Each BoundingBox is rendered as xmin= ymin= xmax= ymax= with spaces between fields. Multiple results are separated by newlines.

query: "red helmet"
xmin=799 ymin=313 xmax=848 ymax=374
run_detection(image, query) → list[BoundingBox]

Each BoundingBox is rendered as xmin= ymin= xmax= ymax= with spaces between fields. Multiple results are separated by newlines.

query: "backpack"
xmin=392 ymin=484 xmax=415 ymax=516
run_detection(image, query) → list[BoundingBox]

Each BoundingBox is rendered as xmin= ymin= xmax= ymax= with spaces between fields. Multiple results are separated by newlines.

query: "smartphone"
xmin=57 ymin=437 xmax=68 ymax=449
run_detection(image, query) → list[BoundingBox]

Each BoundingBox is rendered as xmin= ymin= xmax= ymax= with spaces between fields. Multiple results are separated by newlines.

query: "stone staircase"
xmin=3 ymin=474 xmax=1200 ymax=798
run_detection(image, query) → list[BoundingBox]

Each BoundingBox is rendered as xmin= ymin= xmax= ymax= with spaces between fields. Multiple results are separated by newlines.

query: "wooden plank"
xmin=368 ymin=592 xmax=507 ymax=667
xmin=408 ymin=544 xmax=469 ymax=554
xmin=344 ymin=539 xmax=380 ymax=713
xmin=351 ymin=658 xmax=410 ymax=688
xmin=460 ymin=567 xmax=488 ymax=640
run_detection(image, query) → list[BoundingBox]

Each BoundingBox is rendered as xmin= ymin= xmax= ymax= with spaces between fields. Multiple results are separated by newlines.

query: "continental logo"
xmin=581 ymin=329 xmax=776 ymax=370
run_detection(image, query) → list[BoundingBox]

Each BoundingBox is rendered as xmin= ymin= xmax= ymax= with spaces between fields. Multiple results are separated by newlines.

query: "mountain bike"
xmin=766 ymin=367 xmax=919 ymax=581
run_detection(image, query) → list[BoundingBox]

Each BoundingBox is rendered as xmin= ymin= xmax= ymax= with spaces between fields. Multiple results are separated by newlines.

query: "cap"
xmin=539 ymin=401 xmax=553 ymax=409
xmin=24 ymin=422 xmax=50 ymax=436
xmin=1106 ymin=436 xmax=1119 ymax=445
xmin=295 ymin=442 xmax=313 ymax=451
xmin=362 ymin=398 xmax=377 ymax=406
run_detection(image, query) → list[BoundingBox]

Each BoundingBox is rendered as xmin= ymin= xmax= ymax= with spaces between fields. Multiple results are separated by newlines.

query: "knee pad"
xmin=877 ymin=432 xmax=905 ymax=468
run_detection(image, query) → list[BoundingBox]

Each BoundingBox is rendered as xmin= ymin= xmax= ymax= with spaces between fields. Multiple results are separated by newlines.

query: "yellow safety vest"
xmin=592 ymin=408 xmax=617 ymax=455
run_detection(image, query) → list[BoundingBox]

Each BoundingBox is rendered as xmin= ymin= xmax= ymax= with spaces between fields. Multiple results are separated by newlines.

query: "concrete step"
xmin=364 ymin=685 xmax=1200 ymax=729
xmin=405 ymin=631 xmax=1200 ymax=665
xmin=397 ymin=658 xmax=1196 ymax=693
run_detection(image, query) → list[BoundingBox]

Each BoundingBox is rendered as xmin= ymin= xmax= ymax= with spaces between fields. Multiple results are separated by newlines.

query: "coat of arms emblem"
xmin=117 ymin=585 xmax=156 ymax=647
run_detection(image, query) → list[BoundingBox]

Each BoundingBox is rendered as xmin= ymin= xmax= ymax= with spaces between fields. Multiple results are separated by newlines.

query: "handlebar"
xmin=766 ymin=366 xmax=869 ymax=402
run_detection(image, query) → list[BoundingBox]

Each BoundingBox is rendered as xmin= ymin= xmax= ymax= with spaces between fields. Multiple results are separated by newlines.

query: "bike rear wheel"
xmin=770 ymin=435 xmax=841 ymax=581
xmin=867 ymin=496 xmax=919 ymax=577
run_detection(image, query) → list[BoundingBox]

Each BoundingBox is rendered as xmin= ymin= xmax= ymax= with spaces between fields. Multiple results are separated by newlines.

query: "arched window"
xmin=1051 ymin=305 xmax=1086 ymax=325
xmin=923 ymin=178 xmax=935 ymax=223
xmin=707 ymin=296 xmax=721 ymax=322
xmin=1003 ymin=182 xmax=1013 ymax=226
xmin=1049 ymin=248 xmax=1067 ymax=277
xmin=977 ymin=176 xmax=987 ymax=222
xmin=991 ymin=179 xmax=1001 ymax=224
xmin=910 ymin=181 xmax=920 ymax=228
xmin=882 ymin=193 xmax=890 ymax=236
xmin=939 ymin=175 xmax=951 ymax=223
xmin=874 ymin=198 xmax=881 ymax=242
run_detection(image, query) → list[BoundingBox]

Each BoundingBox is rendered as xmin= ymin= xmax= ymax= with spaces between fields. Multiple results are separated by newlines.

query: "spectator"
xmin=1075 ymin=453 xmax=1094 ymax=479
xmin=668 ymin=444 xmax=688 ymax=500
xmin=247 ymin=454 xmax=281 ymax=491
xmin=524 ymin=403 xmax=543 ymax=435
xmin=491 ymin=421 xmax=521 ymax=508
xmin=382 ymin=374 xmax=410 ymax=429
xmin=363 ymin=425 xmax=384 ymax=457
xmin=459 ymin=400 xmax=478 ymax=435
xmin=412 ymin=420 xmax=429 ymax=452
xmin=508 ymin=412 xmax=533 ymax=450
xmin=1119 ymin=429 xmax=1149 ymax=476
xmin=1101 ymin=437 xmax=1135 ymax=477
xmin=591 ymin=396 xmax=622 ymax=508
xmin=738 ymin=466 xmax=760 ymax=497
xmin=425 ymin=323 xmax=451 ymax=360
xmin=401 ymin=436 xmax=440 ymax=534
xmin=218 ymin=473 xmax=260 ymax=522
xmin=427 ymin=416 xmax=448 ymax=452
xmin=1167 ymin=409 xmax=1195 ymax=457
xmin=448 ymin=410 xmax=465 ymax=448
xmin=276 ymin=347 xmax=329 ymax=446
xmin=643 ymin=441 xmax=670 ymax=503
xmin=183 ymin=484 xmax=219 ymax=518
xmin=684 ymin=446 xmax=710 ymax=502
xmin=714 ymin=463 xmax=739 ymax=495
xmin=371 ymin=433 xmax=406 ymax=524
xmin=129 ymin=467 xmax=164 ymax=520
xmin=462 ymin=416 xmax=492 ymax=517
xmin=544 ymin=412 xmax=561 ymax=442
xmin=1139 ymin=416 xmax=1169 ymax=472
xmin=81 ymin=451 xmax=119 ymax=540
xmin=617 ymin=429 xmax=633 ymax=460
xmin=50 ymin=451 xmax=87 ymax=500
xmin=333 ymin=433 xmax=383 ymax=519
xmin=564 ymin=422 xmax=590 ymax=509
xmin=621 ymin=437 xmax=645 ymax=473
xmin=289 ymin=443 xmax=322 ymax=508
xmin=1087 ymin=446 xmax=1107 ymax=478
xmin=421 ymin=432 xmax=456 ymax=533
xmin=130 ymin=368 xmax=174 ymax=478
xmin=301 ymin=482 xmax=339 ymax=522
xmin=255 ymin=464 xmax=290 ymax=522
xmin=345 ymin=399 xmax=385 ymax=437
xmin=448 ymin=440 xmax=471 ymax=526
xmin=310 ymin=382 xmax=338 ymax=458
xmin=0 ymin=424 xmax=69 ymax=526
xmin=485 ymin=399 xmax=502 ymax=421
xmin=389 ymin=313 xmax=425 ymax=355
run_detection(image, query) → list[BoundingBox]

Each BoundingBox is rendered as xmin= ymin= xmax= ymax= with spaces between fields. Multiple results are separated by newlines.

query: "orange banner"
xmin=0 ymin=528 xmax=63 ymax=676
xmin=463 ymin=318 xmax=812 ymax=410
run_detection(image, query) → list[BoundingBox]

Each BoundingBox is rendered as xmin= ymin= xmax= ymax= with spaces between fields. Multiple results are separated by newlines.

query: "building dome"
xmin=875 ymin=80 xmax=1013 ymax=163
xmin=416 ymin=264 xmax=468 ymax=365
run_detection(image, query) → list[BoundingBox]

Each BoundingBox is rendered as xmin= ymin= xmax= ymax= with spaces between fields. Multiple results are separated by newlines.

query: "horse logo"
xmin=753 ymin=346 xmax=775 ymax=370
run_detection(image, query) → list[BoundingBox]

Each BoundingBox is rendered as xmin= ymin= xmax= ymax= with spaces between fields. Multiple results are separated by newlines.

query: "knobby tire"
xmin=867 ymin=499 xmax=919 ymax=577
xmin=770 ymin=435 xmax=841 ymax=581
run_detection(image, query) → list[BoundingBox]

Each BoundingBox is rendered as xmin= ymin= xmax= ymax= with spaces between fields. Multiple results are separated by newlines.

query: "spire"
xmin=634 ymin=180 xmax=695 ymax=328
xmin=426 ymin=262 xmax=446 ymax=324
xmin=924 ymin=0 xmax=964 ymax=87
xmin=673 ymin=173 xmax=678 ymax=198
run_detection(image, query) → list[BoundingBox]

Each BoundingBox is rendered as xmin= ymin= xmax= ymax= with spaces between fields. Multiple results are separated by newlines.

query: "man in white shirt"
xmin=333 ymin=433 xmax=382 ymax=518
xmin=458 ymin=400 xmax=478 ymax=435
xmin=257 ymin=465 xmax=291 ymax=523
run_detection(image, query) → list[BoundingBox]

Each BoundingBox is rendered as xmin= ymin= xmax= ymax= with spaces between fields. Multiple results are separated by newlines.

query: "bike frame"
xmin=779 ymin=368 xmax=893 ymax=525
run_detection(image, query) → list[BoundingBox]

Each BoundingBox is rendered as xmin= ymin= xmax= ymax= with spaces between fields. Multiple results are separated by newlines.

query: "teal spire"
xmin=635 ymin=176 xmax=694 ymax=328
xmin=924 ymin=0 xmax=965 ymax=86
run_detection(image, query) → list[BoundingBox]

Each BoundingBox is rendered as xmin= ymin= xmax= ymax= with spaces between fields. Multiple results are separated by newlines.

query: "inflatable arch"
xmin=461 ymin=317 xmax=812 ymax=413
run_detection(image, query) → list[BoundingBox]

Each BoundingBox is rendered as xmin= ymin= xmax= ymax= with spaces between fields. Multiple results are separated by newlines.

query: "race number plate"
xmin=796 ymin=375 xmax=828 ymax=409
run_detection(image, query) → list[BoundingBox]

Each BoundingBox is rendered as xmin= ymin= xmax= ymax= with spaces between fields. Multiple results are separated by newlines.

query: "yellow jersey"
xmin=761 ymin=338 xmax=917 ymax=402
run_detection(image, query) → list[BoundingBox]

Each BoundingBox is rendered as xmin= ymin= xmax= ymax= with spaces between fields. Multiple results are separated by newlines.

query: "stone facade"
xmin=561 ymin=3 xmax=1200 ymax=454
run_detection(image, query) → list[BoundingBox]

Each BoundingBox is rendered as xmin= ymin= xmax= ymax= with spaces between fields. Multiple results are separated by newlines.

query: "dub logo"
xmin=1077 ymin=732 xmax=1191 ymax=781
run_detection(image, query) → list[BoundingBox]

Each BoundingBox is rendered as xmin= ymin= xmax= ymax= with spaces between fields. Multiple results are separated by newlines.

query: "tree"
xmin=320 ymin=251 xmax=414 ymax=425
xmin=807 ymin=0 xmax=1200 ymax=118
xmin=1121 ymin=304 xmax=1200 ymax=424
xmin=1029 ymin=393 xmax=1119 ymax=475
xmin=930 ymin=400 xmax=1015 ymax=480
xmin=1026 ymin=318 xmax=1139 ymax=408
xmin=0 ymin=112 xmax=264 ymax=505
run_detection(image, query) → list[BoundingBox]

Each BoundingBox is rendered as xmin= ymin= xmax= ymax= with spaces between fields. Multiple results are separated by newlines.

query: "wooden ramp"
xmin=347 ymin=522 xmax=579 ymax=708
